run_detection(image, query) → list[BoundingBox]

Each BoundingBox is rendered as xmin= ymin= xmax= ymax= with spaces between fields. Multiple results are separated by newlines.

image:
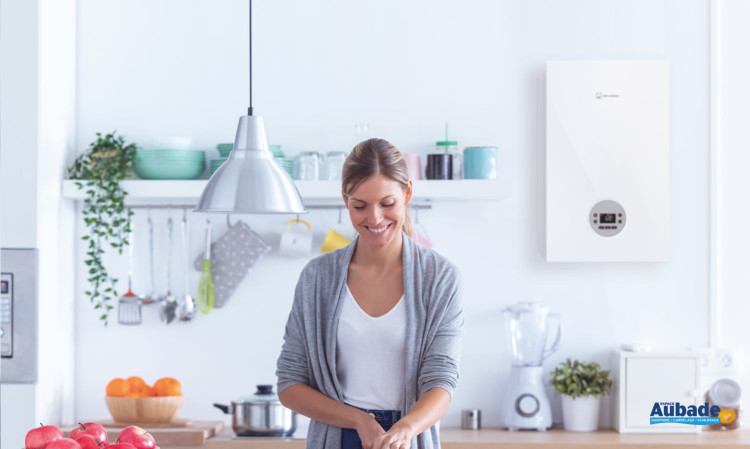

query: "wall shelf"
xmin=61 ymin=179 xmax=511 ymax=206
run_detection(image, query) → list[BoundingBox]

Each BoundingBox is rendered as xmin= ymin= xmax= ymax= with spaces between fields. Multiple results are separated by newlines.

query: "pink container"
xmin=403 ymin=153 xmax=422 ymax=180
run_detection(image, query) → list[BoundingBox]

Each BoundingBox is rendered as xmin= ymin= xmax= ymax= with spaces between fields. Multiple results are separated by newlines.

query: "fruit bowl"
xmin=105 ymin=396 xmax=184 ymax=423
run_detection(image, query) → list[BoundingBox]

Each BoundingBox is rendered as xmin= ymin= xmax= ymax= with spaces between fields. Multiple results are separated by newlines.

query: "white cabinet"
xmin=612 ymin=351 xmax=701 ymax=433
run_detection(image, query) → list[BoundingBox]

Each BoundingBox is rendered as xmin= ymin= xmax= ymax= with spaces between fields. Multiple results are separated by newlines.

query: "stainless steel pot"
xmin=214 ymin=384 xmax=297 ymax=437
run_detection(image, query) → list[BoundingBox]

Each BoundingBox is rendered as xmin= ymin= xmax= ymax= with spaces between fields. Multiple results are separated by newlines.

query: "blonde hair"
xmin=342 ymin=138 xmax=413 ymax=237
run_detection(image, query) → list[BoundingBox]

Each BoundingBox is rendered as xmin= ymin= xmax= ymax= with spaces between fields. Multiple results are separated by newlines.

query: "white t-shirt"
xmin=335 ymin=284 xmax=406 ymax=410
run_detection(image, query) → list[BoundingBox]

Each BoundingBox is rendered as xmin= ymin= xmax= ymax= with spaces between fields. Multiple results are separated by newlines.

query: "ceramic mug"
xmin=463 ymin=146 xmax=499 ymax=179
xmin=280 ymin=219 xmax=313 ymax=257
xmin=402 ymin=153 xmax=422 ymax=180
xmin=320 ymin=229 xmax=352 ymax=253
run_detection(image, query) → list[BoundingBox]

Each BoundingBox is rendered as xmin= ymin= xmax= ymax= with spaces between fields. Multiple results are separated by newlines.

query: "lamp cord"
xmin=248 ymin=0 xmax=253 ymax=116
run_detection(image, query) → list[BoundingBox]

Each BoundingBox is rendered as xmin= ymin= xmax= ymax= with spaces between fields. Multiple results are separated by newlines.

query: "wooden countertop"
xmin=183 ymin=427 xmax=750 ymax=449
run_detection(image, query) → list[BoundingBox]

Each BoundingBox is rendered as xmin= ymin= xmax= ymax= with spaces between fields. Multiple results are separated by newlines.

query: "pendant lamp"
xmin=195 ymin=0 xmax=306 ymax=214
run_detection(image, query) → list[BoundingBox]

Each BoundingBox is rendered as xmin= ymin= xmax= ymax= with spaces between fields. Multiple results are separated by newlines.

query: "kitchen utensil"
xmin=411 ymin=206 xmax=433 ymax=248
xmin=463 ymin=146 xmax=499 ymax=180
xmin=279 ymin=218 xmax=313 ymax=257
xmin=499 ymin=302 xmax=562 ymax=431
xmin=105 ymin=395 xmax=184 ymax=423
xmin=426 ymin=153 xmax=452 ymax=180
xmin=403 ymin=153 xmax=422 ymax=180
xmin=322 ymin=151 xmax=347 ymax=181
xmin=144 ymin=210 xmax=160 ymax=305
xmin=118 ymin=217 xmax=142 ymax=325
xmin=178 ymin=210 xmax=196 ymax=321
xmin=293 ymin=151 xmax=320 ymax=180
xmin=192 ymin=216 xmax=270 ymax=307
xmin=213 ymin=385 xmax=297 ymax=437
xmin=196 ymin=219 xmax=214 ymax=314
xmin=160 ymin=215 xmax=177 ymax=324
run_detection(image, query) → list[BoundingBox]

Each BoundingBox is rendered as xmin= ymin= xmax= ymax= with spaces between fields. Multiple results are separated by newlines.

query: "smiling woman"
xmin=276 ymin=138 xmax=465 ymax=449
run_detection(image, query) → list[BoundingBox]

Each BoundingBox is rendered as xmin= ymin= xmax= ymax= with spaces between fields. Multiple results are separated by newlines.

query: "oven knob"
xmin=0 ymin=327 xmax=4 ymax=337
xmin=515 ymin=393 xmax=540 ymax=418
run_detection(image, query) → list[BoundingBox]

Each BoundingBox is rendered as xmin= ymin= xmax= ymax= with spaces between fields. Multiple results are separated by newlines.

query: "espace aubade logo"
xmin=650 ymin=402 xmax=721 ymax=425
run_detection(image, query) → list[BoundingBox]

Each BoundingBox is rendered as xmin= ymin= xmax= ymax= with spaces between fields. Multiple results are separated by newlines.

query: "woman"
xmin=276 ymin=138 xmax=464 ymax=449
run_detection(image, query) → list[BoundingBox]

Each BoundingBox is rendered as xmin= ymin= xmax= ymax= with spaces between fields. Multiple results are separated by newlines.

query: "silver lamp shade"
xmin=195 ymin=115 xmax=306 ymax=214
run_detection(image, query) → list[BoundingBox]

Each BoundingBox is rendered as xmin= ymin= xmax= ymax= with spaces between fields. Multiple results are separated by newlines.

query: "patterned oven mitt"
xmin=194 ymin=220 xmax=271 ymax=307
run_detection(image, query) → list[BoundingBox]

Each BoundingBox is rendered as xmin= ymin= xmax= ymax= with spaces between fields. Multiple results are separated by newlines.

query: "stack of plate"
xmin=217 ymin=143 xmax=233 ymax=157
xmin=134 ymin=149 xmax=206 ymax=180
xmin=274 ymin=158 xmax=294 ymax=176
xmin=210 ymin=157 xmax=228 ymax=174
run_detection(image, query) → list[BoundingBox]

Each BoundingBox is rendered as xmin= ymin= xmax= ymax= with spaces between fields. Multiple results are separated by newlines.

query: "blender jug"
xmin=502 ymin=302 xmax=562 ymax=366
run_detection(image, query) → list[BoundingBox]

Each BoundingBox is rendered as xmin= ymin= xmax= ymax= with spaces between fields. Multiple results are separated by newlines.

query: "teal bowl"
xmin=134 ymin=159 xmax=205 ymax=180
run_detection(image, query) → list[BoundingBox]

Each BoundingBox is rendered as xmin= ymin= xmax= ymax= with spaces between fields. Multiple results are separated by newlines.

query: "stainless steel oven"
xmin=0 ymin=248 xmax=38 ymax=383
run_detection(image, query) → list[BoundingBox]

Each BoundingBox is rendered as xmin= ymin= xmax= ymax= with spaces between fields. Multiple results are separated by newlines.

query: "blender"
xmin=500 ymin=302 xmax=562 ymax=431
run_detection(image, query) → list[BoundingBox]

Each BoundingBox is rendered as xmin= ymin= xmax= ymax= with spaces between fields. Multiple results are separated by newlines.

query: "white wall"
xmin=715 ymin=0 xmax=750 ymax=405
xmin=73 ymin=0 xmax=711 ymax=430
xmin=1 ymin=0 xmax=77 ymax=446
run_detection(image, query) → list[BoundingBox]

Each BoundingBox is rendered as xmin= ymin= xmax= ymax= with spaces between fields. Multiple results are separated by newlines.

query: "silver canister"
xmin=461 ymin=409 xmax=482 ymax=430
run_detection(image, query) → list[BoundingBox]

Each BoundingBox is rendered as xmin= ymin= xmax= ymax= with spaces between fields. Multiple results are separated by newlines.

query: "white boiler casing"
xmin=540 ymin=60 xmax=670 ymax=262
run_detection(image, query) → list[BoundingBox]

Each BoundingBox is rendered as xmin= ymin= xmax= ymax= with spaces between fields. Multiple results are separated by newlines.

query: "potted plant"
xmin=68 ymin=131 xmax=137 ymax=326
xmin=550 ymin=358 xmax=613 ymax=431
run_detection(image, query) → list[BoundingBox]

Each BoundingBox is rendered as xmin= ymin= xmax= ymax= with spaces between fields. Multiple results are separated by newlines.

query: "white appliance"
xmin=539 ymin=60 xmax=670 ymax=262
xmin=499 ymin=302 xmax=562 ymax=431
xmin=611 ymin=349 xmax=701 ymax=433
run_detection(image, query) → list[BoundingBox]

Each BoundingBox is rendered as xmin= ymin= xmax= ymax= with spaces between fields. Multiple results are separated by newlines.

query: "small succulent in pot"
xmin=550 ymin=358 xmax=612 ymax=398
xmin=550 ymin=358 xmax=613 ymax=432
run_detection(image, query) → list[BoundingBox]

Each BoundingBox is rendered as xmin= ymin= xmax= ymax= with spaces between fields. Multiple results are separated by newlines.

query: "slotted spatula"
xmin=118 ymin=217 xmax=142 ymax=325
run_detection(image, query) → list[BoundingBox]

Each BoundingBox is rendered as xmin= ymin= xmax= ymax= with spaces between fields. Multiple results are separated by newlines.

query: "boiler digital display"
xmin=0 ymin=280 xmax=7 ymax=294
xmin=600 ymin=213 xmax=616 ymax=224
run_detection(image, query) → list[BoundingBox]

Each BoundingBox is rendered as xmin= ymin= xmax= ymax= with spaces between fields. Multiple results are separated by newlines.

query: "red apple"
xmin=45 ymin=438 xmax=82 ymax=449
xmin=107 ymin=444 xmax=136 ymax=449
xmin=74 ymin=435 xmax=106 ymax=449
xmin=25 ymin=424 xmax=64 ymax=449
xmin=115 ymin=427 xmax=155 ymax=449
xmin=70 ymin=423 xmax=107 ymax=446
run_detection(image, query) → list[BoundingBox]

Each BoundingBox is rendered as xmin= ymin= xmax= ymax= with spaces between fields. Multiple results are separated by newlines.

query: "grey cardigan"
xmin=276 ymin=232 xmax=464 ymax=449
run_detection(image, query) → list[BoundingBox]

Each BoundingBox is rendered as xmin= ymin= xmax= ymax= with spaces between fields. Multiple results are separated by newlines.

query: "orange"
xmin=123 ymin=392 xmax=141 ymax=398
xmin=126 ymin=376 xmax=147 ymax=393
xmin=106 ymin=378 xmax=130 ymax=397
xmin=131 ymin=384 xmax=156 ymax=398
xmin=153 ymin=377 xmax=181 ymax=396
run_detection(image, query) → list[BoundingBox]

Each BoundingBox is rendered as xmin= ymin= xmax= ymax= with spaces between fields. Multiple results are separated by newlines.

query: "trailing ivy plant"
xmin=68 ymin=132 xmax=137 ymax=325
xmin=550 ymin=358 xmax=613 ymax=399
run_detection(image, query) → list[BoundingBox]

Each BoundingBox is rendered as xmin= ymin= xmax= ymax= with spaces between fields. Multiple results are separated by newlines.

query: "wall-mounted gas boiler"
xmin=539 ymin=60 xmax=669 ymax=262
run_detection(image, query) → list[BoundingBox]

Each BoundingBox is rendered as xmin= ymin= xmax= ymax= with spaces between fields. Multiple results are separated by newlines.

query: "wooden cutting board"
xmin=63 ymin=420 xmax=224 ymax=446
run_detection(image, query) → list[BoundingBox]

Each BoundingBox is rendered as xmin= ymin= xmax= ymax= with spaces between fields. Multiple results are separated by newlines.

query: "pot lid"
xmin=235 ymin=384 xmax=280 ymax=404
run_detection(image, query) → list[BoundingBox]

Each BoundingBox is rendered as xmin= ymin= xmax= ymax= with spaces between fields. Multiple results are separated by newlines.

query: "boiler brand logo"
xmin=650 ymin=402 xmax=721 ymax=425
xmin=595 ymin=92 xmax=620 ymax=99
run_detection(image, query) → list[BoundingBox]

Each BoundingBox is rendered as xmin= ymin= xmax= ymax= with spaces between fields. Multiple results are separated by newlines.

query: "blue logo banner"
xmin=650 ymin=417 xmax=720 ymax=425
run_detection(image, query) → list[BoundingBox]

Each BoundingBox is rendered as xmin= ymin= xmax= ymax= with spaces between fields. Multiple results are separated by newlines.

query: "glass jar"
xmin=294 ymin=151 xmax=320 ymax=180
xmin=323 ymin=151 xmax=347 ymax=181
xmin=436 ymin=140 xmax=461 ymax=179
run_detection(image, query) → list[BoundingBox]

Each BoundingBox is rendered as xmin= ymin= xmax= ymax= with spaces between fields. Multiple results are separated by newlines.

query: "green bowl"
xmin=134 ymin=159 xmax=205 ymax=180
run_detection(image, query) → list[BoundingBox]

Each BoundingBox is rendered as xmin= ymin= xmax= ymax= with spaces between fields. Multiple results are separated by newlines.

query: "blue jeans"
xmin=341 ymin=408 xmax=402 ymax=449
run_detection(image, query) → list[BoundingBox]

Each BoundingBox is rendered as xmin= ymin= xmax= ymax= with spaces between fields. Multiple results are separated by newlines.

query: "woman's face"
xmin=343 ymin=174 xmax=412 ymax=249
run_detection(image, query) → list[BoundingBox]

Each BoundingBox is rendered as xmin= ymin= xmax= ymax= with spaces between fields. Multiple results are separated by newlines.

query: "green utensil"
xmin=197 ymin=219 xmax=214 ymax=314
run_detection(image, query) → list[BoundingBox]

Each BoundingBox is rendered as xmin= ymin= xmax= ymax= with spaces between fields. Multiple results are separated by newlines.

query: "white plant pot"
xmin=561 ymin=395 xmax=601 ymax=432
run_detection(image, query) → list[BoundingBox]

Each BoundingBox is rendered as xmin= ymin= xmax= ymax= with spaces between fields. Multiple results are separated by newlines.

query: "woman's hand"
xmin=373 ymin=421 xmax=415 ymax=449
xmin=356 ymin=413 xmax=387 ymax=449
